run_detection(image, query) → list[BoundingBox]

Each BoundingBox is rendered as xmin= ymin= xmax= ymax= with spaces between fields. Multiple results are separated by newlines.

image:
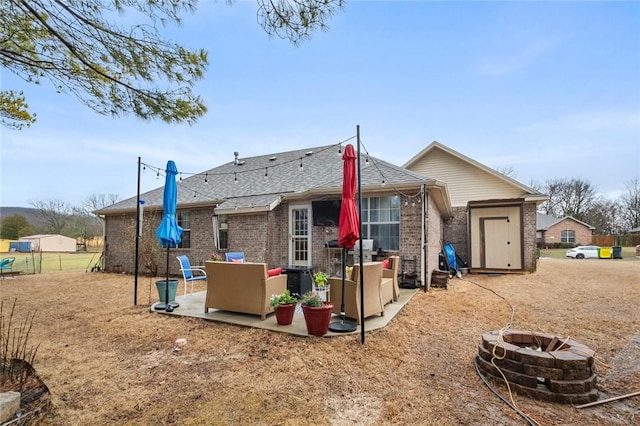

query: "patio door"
xmin=289 ymin=204 xmax=311 ymax=267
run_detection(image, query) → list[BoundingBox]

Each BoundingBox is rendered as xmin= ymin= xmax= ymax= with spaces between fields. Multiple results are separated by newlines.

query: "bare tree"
xmin=583 ymin=199 xmax=621 ymax=235
xmin=82 ymin=193 xmax=120 ymax=219
xmin=619 ymin=177 xmax=640 ymax=231
xmin=536 ymin=178 xmax=565 ymax=216
xmin=495 ymin=166 xmax=517 ymax=179
xmin=29 ymin=199 xmax=71 ymax=234
xmin=556 ymin=178 xmax=598 ymax=221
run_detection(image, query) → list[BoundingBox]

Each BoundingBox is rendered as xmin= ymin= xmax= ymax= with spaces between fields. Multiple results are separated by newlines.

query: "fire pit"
xmin=476 ymin=330 xmax=598 ymax=404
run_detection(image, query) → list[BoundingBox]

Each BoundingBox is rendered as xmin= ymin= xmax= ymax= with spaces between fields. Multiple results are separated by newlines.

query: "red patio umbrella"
xmin=329 ymin=144 xmax=359 ymax=333
xmin=338 ymin=144 xmax=360 ymax=249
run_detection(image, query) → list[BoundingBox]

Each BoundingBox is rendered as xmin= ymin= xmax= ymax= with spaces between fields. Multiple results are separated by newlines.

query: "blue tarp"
xmin=9 ymin=241 xmax=32 ymax=252
xmin=443 ymin=243 xmax=457 ymax=273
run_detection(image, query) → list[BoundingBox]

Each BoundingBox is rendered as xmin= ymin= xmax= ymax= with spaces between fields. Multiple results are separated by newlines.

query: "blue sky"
xmin=1 ymin=1 xmax=639 ymax=208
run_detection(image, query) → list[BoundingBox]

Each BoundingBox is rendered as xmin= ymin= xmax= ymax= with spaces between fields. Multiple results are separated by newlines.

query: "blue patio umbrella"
xmin=155 ymin=160 xmax=183 ymax=311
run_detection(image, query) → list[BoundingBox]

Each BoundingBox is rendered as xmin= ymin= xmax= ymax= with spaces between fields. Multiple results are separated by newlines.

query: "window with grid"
xmin=217 ymin=215 xmax=228 ymax=250
xmin=360 ymin=196 xmax=400 ymax=251
xmin=561 ymin=230 xmax=575 ymax=244
xmin=177 ymin=211 xmax=191 ymax=248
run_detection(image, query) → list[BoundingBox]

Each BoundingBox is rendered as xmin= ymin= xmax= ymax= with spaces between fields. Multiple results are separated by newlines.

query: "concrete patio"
xmin=151 ymin=287 xmax=420 ymax=337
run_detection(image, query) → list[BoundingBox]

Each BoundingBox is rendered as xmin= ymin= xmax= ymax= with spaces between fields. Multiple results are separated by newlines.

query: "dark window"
xmin=177 ymin=211 xmax=190 ymax=248
xmin=217 ymin=215 xmax=228 ymax=250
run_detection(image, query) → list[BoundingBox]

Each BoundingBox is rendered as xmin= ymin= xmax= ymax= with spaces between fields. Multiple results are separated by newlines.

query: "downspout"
xmin=422 ymin=184 xmax=428 ymax=292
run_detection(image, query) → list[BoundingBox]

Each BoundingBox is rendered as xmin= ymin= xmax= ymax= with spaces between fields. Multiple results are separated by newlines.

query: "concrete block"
xmin=0 ymin=391 xmax=20 ymax=423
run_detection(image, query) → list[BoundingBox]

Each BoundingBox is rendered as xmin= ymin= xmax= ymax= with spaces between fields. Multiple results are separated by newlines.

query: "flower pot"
xmin=274 ymin=303 xmax=296 ymax=325
xmin=302 ymin=302 xmax=334 ymax=336
xmin=155 ymin=279 xmax=178 ymax=303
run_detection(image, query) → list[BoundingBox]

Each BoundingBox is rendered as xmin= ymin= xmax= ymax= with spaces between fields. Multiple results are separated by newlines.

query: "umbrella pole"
xmin=165 ymin=246 xmax=172 ymax=311
xmin=328 ymin=247 xmax=356 ymax=332
xmin=165 ymin=245 xmax=179 ymax=311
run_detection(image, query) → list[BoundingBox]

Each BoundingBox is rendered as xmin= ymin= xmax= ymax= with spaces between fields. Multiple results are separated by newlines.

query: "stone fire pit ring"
xmin=476 ymin=330 xmax=598 ymax=405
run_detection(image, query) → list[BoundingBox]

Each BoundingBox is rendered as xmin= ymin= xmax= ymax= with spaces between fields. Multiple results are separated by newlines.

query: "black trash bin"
xmin=282 ymin=266 xmax=313 ymax=297
xmin=612 ymin=246 xmax=623 ymax=259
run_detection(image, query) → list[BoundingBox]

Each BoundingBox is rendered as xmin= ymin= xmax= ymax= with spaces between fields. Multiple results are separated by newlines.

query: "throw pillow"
xmin=267 ymin=267 xmax=282 ymax=277
xmin=345 ymin=266 xmax=353 ymax=280
xmin=230 ymin=258 xmax=243 ymax=263
xmin=383 ymin=258 xmax=390 ymax=269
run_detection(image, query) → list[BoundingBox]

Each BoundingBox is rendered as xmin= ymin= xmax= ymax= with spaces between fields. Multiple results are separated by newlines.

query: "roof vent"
xmin=233 ymin=151 xmax=244 ymax=165
xmin=269 ymin=156 xmax=277 ymax=161
xmin=305 ymin=151 xmax=314 ymax=156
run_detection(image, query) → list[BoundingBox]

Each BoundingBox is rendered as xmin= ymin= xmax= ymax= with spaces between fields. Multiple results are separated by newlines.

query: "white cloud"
xmin=479 ymin=38 xmax=559 ymax=76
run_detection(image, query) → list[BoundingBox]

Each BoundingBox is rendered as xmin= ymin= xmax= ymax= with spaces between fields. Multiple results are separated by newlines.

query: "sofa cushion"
xmin=345 ymin=266 xmax=353 ymax=280
xmin=267 ymin=267 xmax=282 ymax=277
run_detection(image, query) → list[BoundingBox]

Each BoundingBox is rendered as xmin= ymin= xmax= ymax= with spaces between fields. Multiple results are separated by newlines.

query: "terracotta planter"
xmin=274 ymin=303 xmax=296 ymax=325
xmin=302 ymin=302 xmax=334 ymax=336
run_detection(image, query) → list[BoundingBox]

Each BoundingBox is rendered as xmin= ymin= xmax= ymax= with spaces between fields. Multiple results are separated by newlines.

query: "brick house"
xmin=404 ymin=142 xmax=547 ymax=273
xmin=97 ymin=144 xmax=452 ymax=287
xmin=537 ymin=213 xmax=594 ymax=247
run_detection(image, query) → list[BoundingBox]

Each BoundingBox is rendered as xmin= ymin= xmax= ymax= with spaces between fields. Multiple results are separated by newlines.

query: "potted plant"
xmin=270 ymin=289 xmax=299 ymax=325
xmin=313 ymin=271 xmax=329 ymax=288
xmin=301 ymin=291 xmax=333 ymax=336
xmin=209 ymin=253 xmax=224 ymax=262
xmin=312 ymin=270 xmax=330 ymax=302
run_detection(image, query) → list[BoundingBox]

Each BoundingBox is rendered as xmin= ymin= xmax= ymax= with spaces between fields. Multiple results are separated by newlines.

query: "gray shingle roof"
xmin=98 ymin=144 xmax=431 ymax=215
xmin=536 ymin=213 xmax=560 ymax=230
xmin=537 ymin=213 xmax=595 ymax=231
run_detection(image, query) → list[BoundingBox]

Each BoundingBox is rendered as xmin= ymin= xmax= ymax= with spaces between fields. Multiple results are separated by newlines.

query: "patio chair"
xmin=176 ymin=255 xmax=206 ymax=296
xmin=382 ymin=256 xmax=400 ymax=301
xmin=0 ymin=257 xmax=15 ymax=273
xmin=328 ymin=261 xmax=386 ymax=324
xmin=1 ymin=258 xmax=15 ymax=278
xmin=225 ymin=252 xmax=245 ymax=263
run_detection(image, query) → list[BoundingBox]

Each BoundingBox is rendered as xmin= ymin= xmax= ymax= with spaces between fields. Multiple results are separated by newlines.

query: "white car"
xmin=566 ymin=246 xmax=600 ymax=259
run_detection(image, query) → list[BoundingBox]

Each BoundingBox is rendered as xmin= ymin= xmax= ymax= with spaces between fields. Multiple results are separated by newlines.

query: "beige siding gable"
xmin=407 ymin=148 xmax=526 ymax=207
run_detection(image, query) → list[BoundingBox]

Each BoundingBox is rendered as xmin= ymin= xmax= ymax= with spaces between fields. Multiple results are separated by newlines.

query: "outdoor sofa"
xmin=204 ymin=261 xmax=287 ymax=320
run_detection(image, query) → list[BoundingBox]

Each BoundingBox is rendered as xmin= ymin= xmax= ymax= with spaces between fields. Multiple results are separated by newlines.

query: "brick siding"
xmin=522 ymin=203 xmax=538 ymax=272
xmin=104 ymin=191 xmax=447 ymax=283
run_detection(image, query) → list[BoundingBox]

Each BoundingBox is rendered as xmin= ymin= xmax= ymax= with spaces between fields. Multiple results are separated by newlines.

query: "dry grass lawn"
xmin=1 ymin=256 xmax=639 ymax=425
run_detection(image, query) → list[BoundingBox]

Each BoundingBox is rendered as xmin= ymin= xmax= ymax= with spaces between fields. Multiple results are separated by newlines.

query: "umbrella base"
xmin=329 ymin=320 xmax=357 ymax=333
xmin=154 ymin=301 xmax=179 ymax=311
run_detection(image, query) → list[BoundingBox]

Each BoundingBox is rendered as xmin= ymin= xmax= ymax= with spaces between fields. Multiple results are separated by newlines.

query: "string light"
xmin=138 ymin=136 xmax=436 ymax=210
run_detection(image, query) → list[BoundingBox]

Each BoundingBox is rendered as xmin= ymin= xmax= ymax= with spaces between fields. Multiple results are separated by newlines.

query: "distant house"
xmin=629 ymin=226 xmax=640 ymax=234
xmin=404 ymin=142 xmax=547 ymax=273
xmin=20 ymin=234 xmax=77 ymax=252
xmin=97 ymin=144 xmax=452 ymax=286
xmin=536 ymin=213 xmax=595 ymax=247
